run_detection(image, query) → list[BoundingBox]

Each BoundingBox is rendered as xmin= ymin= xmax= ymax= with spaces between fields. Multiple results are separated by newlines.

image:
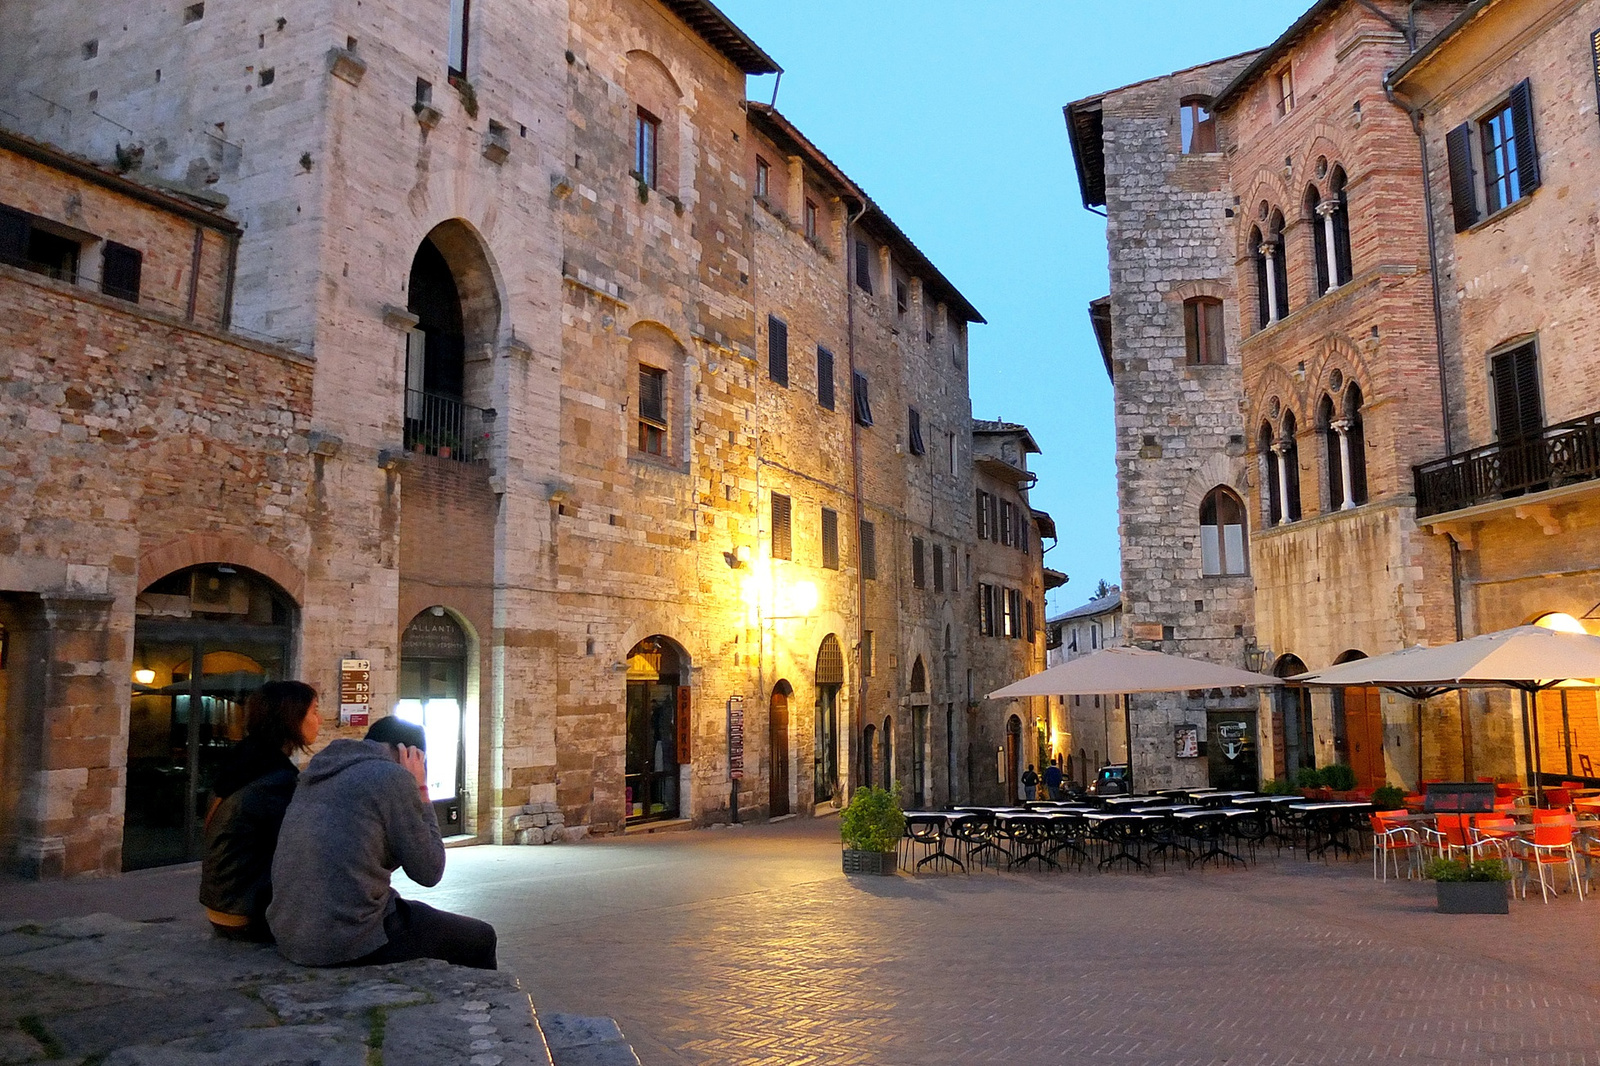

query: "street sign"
xmin=339 ymin=658 xmax=371 ymax=727
xmin=728 ymin=696 xmax=745 ymax=780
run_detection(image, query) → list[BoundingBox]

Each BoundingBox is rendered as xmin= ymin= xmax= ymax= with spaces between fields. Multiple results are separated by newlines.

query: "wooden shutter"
xmin=816 ymin=346 xmax=835 ymax=410
xmin=854 ymin=239 xmax=873 ymax=294
xmin=853 ymin=371 xmax=873 ymax=426
xmin=1026 ymin=599 xmax=1035 ymax=641
xmin=771 ymin=492 xmax=792 ymax=560
xmin=1184 ymin=300 xmax=1200 ymax=364
xmin=1492 ymin=345 xmax=1543 ymax=440
xmin=1509 ymin=78 xmax=1541 ymax=194
xmin=101 ymin=242 xmax=143 ymax=302
xmin=675 ymin=686 xmax=691 ymax=762
xmin=821 ymin=507 xmax=839 ymax=570
xmin=767 ymin=315 xmax=788 ymax=386
xmin=1446 ymin=122 xmax=1480 ymax=232
xmin=932 ymin=544 xmax=944 ymax=592
xmin=639 ymin=366 xmax=665 ymax=424
xmin=908 ymin=407 xmax=924 ymax=454
xmin=912 ymin=536 xmax=925 ymax=588
xmin=975 ymin=491 xmax=989 ymax=539
xmin=0 ymin=205 xmax=28 ymax=263
xmin=859 ymin=519 xmax=876 ymax=579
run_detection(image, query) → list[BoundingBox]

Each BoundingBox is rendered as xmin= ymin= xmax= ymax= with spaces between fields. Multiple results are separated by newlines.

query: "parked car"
xmin=1090 ymin=763 xmax=1130 ymax=796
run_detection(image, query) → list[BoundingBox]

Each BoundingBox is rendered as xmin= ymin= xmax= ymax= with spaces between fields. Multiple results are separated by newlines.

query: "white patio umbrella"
xmin=1294 ymin=626 xmax=1600 ymax=801
xmin=987 ymin=646 xmax=1282 ymax=698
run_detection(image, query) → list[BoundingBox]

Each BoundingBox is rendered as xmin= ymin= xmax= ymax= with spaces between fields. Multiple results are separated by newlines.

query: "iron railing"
xmin=404 ymin=389 xmax=494 ymax=463
xmin=1413 ymin=411 xmax=1600 ymax=517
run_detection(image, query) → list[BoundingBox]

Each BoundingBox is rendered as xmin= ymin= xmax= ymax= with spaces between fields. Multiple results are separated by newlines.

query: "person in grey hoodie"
xmin=266 ymin=716 xmax=497 ymax=969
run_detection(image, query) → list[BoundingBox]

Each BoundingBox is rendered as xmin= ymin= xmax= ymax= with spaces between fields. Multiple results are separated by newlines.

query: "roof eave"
xmin=656 ymin=0 xmax=781 ymax=75
xmin=1212 ymin=0 xmax=1344 ymax=113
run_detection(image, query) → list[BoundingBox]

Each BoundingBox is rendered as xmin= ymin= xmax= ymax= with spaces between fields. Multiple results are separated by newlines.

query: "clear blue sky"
xmin=718 ymin=0 xmax=1305 ymax=616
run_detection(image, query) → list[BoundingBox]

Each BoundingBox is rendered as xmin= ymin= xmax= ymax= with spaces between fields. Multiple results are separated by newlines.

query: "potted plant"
xmin=839 ymin=785 xmax=904 ymax=876
xmin=1426 ymin=856 xmax=1512 ymax=914
xmin=1295 ymin=766 xmax=1325 ymax=798
xmin=1372 ymin=784 xmax=1406 ymax=811
xmin=1259 ymin=778 xmax=1296 ymax=796
xmin=1321 ymin=762 xmax=1358 ymax=798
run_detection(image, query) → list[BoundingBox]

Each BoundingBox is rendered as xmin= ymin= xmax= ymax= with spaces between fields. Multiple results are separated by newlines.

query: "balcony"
xmin=1413 ymin=411 xmax=1600 ymax=518
xmin=403 ymin=389 xmax=494 ymax=463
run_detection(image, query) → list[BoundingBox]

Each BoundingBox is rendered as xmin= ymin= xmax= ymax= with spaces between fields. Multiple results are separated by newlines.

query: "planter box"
xmin=842 ymin=849 xmax=896 ymax=876
xmin=1436 ymin=879 xmax=1510 ymax=914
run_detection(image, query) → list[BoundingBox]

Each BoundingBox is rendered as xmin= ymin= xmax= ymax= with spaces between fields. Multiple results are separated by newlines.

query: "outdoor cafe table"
xmin=994 ymin=810 xmax=1076 ymax=869
xmin=902 ymin=811 xmax=973 ymax=871
xmin=1173 ymin=808 xmax=1253 ymax=866
xmin=1289 ymin=801 xmax=1372 ymax=859
xmin=1195 ymin=791 xmax=1258 ymax=808
xmin=1083 ymin=811 xmax=1161 ymax=869
xmin=1102 ymin=796 xmax=1160 ymax=809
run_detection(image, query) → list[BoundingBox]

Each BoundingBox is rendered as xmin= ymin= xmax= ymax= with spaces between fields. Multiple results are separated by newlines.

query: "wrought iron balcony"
xmin=403 ymin=389 xmax=494 ymax=463
xmin=1413 ymin=411 xmax=1600 ymax=518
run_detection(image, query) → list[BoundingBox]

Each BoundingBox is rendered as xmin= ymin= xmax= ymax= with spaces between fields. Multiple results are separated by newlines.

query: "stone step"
xmin=540 ymin=1013 xmax=642 ymax=1066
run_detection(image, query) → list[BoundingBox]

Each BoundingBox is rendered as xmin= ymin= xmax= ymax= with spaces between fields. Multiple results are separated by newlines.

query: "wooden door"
xmin=1344 ymin=686 xmax=1385 ymax=791
xmin=769 ymin=691 xmax=789 ymax=816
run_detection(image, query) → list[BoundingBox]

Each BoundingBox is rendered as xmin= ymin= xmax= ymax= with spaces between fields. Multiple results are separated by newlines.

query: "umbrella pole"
xmin=1561 ymin=689 xmax=1573 ymax=777
xmin=1530 ymin=690 xmax=1545 ymax=807
xmin=1520 ymin=690 xmax=1535 ymax=799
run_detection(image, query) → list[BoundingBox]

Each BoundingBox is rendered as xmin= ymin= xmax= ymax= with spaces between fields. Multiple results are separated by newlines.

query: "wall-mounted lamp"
xmin=133 ymin=668 xmax=156 ymax=686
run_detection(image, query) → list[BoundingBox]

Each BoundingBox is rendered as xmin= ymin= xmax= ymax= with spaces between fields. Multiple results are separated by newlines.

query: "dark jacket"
xmin=199 ymin=737 xmax=299 ymax=931
xmin=266 ymin=739 xmax=444 ymax=966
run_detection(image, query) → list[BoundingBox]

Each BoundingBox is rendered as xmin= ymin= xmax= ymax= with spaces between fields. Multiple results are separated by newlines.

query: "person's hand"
xmin=398 ymin=744 xmax=428 ymax=790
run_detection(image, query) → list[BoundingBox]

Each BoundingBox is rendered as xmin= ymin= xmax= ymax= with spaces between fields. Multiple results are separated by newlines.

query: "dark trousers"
xmin=351 ymin=897 xmax=498 ymax=970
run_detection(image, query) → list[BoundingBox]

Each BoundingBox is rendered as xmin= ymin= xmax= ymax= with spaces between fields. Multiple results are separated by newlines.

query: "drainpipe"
xmin=845 ymin=196 xmax=868 ymax=799
xmin=1387 ymin=78 xmax=1472 ymax=777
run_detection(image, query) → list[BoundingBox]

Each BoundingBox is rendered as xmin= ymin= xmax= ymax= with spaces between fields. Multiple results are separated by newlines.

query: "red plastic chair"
xmin=1371 ymin=812 xmax=1421 ymax=881
xmin=1515 ymin=811 xmax=1585 ymax=903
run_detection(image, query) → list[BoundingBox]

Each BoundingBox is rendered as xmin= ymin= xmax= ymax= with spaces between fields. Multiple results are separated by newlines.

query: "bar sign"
xmin=339 ymin=658 xmax=371 ymax=727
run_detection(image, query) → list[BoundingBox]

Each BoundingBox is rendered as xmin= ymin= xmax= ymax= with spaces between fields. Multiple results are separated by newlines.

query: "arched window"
xmin=1329 ymin=168 xmax=1352 ymax=286
xmin=1321 ymin=386 xmax=1368 ymax=510
xmin=1268 ymin=211 xmax=1289 ymax=320
xmin=1344 ymin=384 xmax=1368 ymax=505
xmin=1306 ymin=187 xmax=1330 ymax=297
xmin=1200 ymin=487 xmax=1248 ymax=575
xmin=1319 ymin=394 xmax=1344 ymax=509
xmin=1260 ymin=421 xmax=1283 ymax=526
xmin=1250 ymin=227 xmax=1270 ymax=330
xmin=1183 ymin=296 xmax=1225 ymax=365
xmin=1180 ymin=96 xmax=1216 ymax=154
xmin=1281 ymin=410 xmax=1302 ymax=522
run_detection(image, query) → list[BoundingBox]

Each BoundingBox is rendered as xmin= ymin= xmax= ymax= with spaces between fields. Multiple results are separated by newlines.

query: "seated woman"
xmin=199 ymin=680 xmax=320 ymax=941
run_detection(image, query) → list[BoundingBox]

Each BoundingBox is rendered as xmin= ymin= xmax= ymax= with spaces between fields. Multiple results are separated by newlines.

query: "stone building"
xmin=1068 ymin=0 xmax=1475 ymax=793
xmin=969 ymin=420 xmax=1057 ymax=804
xmin=1391 ymin=0 xmax=1600 ymax=784
xmin=1044 ymin=586 xmax=1124 ymax=786
xmin=0 ymin=0 xmax=1020 ymax=877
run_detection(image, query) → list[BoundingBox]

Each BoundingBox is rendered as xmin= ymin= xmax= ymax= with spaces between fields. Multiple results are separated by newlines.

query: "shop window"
xmin=1199 ymin=486 xmax=1248 ymax=576
xmin=1184 ymin=296 xmax=1225 ymax=364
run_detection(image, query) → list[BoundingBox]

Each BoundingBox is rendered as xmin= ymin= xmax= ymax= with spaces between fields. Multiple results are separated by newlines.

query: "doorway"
xmin=124 ymin=566 xmax=294 ymax=871
xmin=625 ymin=637 xmax=684 ymax=822
xmin=814 ymin=635 xmax=844 ymax=805
xmin=769 ymin=682 xmax=790 ymax=817
xmin=397 ymin=609 xmax=469 ymax=833
xmin=1005 ymin=714 xmax=1022 ymax=802
xmin=1207 ymin=711 xmax=1259 ymax=790
xmin=1271 ymin=655 xmax=1313 ymax=780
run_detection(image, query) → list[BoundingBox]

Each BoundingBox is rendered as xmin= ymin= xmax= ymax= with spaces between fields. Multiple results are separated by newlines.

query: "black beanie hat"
xmin=365 ymin=716 xmax=427 ymax=751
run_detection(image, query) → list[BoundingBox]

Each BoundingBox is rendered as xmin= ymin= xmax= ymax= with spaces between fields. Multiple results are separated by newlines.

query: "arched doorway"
xmin=1271 ymin=654 xmax=1313 ymax=781
xmin=769 ymin=681 xmax=791 ymax=817
xmin=910 ymin=657 xmax=928 ymax=808
xmin=125 ymin=565 xmax=296 ymax=870
xmin=1331 ymin=650 xmax=1384 ymax=791
xmin=405 ymin=221 xmax=499 ymax=461
xmin=397 ymin=609 xmax=470 ymax=833
xmin=814 ymin=635 xmax=844 ymax=805
xmin=1005 ymin=714 xmax=1023 ymax=803
xmin=625 ymin=636 xmax=687 ymax=823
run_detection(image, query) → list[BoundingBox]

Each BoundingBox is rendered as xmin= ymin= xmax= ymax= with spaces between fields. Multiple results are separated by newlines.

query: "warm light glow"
xmin=1534 ymin=612 xmax=1589 ymax=635
xmin=133 ymin=668 xmax=156 ymax=685
xmin=739 ymin=562 xmax=820 ymax=622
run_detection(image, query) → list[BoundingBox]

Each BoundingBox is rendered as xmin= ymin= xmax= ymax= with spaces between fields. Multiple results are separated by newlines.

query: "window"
xmin=1308 ymin=186 xmax=1330 ymax=297
xmin=448 ymin=0 xmax=470 ymax=78
xmin=947 ymin=431 xmax=957 ymax=475
xmin=1199 ymin=487 xmax=1248 ymax=576
xmin=988 ymin=492 xmax=1000 ymax=543
xmin=862 ymin=630 xmax=875 ymax=677
xmin=1002 ymin=588 xmax=1019 ymax=639
xmin=755 ymin=157 xmax=770 ymax=201
xmin=770 ymin=493 xmax=792 ymax=561
xmin=1251 ymin=215 xmax=1289 ymax=329
xmin=638 ymin=365 xmax=666 ymax=455
xmin=635 ymin=108 xmax=660 ymax=188
xmin=1274 ymin=67 xmax=1294 ymax=117
xmin=912 ymin=536 xmax=926 ymax=589
xmin=1026 ymin=599 xmax=1035 ymax=642
xmin=101 ymin=242 xmax=142 ymax=302
xmin=908 ymin=407 xmax=925 ymax=455
xmin=854 ymin=239 xmax=873 ymax=294
xmin=1329 ymin=168 xmax=1352 ymax=287
xmin=950 ymin=546 xmax=959 ymax=592
xmin=895 ymin=279 xmax=909 ymax=318
xmin=1184 ymin=297 xmax=1225 ymax=365
xmin=979 ymin=584 xmax=996 ymax=637
xmin=932 ymin=544 xmax=945 ymax=592
xmin=1180 ymin=97 xmax=1216 ymax=154
xmin=1000 ymin=500 xmax=1014 ymax=547
xmin=184 ymin=2 xmax=205 ymax=24
xmin=821 ymin=507 xmax=839 ymax=570
xmin=804 ymin=199 xmax=818 ymax=241
xmin=975 ymin=490 xmax=990 ymax=539
xmin=1344 ymin=385 xmax=1368 ymax=506
xmin=0 ymin=205 xmax=80 ymax=283
xmin=859 ymin=519 xmax=877 ymax=580
xmin=767 ymin=315 xmax=788 ymax=386
xmin=852 ymin=371 xmax=873 ymax=426
xmin=1491 ymin=342 xmax=1542 ymax=441
xmin=1448 ymin=80 xmax=1541 ymax=230
xmin=817 ymin=346 xmax=835 ymax=410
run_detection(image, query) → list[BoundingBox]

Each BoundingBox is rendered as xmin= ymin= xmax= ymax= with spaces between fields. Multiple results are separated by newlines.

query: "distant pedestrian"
xmin=1020 ymin=764 xmax=1040 ymax=802
xmin=199 ymin=680 xmax=320 ymax=942
xmin=268 ymin=716 xmax=498 ymax=969
xmin=1043 ymin=759 xmax=1064 ymax=800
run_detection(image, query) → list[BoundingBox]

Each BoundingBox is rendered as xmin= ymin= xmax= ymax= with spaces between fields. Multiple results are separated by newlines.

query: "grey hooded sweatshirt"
xmin=266 ymin=739 xmax=444 ymax=965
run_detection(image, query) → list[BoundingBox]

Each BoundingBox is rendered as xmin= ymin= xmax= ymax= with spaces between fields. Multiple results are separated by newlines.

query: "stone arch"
xmin=1169 ymin=278 xmax=1230 ymax=304
xmin=415 ymin=218 xmax=504 ymax=355
xmin=1303 ymin=334 xmax=1377 ymax=410
xmin=613 ymin=620 xmax=695 ymax=677
xmin=1245 ymin=363 xmax=1305 ymax=435
xmin=1298 ymin=126 xmax=1353 ymax=188
xmin=138 ymin=534 xmax=305 ymax=605
xmin=624 ymin=49 xmax=683 ymax=195
xmin=1179 ymin=451 xmax=1251 ymax=519
xmin=1234 ymin=169 xmax=1295 ymax=258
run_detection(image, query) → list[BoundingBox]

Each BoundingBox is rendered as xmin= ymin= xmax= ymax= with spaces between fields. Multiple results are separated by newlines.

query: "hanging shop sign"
xmin=339 ymin=658 xmax=371 ymax=727
xmin=727 ymin=695 xmax=745 ymax=780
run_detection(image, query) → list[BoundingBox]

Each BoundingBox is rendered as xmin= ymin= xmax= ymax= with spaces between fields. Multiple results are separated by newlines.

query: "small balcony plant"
xmin=839 ymin=784 xmax=904 ymax=876
xmin=1425 ymin=856 xmax=1511 ymax=914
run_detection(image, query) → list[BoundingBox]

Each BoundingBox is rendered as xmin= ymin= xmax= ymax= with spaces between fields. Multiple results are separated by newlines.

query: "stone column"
xmin=1272 ymin=439 xmax=1293 ymax=524
xmin=1332 ymin=418 xmax=1356 ymax=509
xmin=1260 ymin=239 xmax=1280 ymax=323
xmin=1316 ymin=200 xmax=1340 ymax=290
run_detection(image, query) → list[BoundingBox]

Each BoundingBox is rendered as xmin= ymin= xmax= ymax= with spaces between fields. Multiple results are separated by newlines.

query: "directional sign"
xmin=339 ymin=658 xmax=371 ymax=727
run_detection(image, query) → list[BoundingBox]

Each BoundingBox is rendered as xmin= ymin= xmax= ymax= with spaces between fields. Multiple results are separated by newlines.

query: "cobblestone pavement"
xmin=6 ymin=818 xmax=1600 ymax=1066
